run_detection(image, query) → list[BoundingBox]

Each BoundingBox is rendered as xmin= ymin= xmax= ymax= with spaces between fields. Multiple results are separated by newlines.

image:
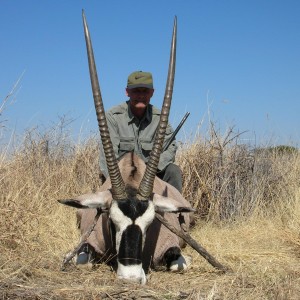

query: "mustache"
xmin=131 ymin=99 xmax=148 ymax=103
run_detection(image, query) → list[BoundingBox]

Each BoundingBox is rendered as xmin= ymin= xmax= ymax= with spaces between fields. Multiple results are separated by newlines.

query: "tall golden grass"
xmin=0 ymin=120 xmax=299 ymax=299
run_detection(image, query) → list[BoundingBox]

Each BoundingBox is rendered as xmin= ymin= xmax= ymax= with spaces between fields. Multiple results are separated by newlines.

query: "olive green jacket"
xmin=100 ymin=101 xmax=177 ymax=178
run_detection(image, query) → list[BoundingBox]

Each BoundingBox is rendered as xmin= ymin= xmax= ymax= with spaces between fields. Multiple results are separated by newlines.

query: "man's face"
xmin=126 ymin=88 xmax=154 ymax=113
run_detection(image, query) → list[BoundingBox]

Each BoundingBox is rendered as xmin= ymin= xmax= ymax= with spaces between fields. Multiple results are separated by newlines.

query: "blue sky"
xmin=1 ymin=1 xmax=300 ymax=147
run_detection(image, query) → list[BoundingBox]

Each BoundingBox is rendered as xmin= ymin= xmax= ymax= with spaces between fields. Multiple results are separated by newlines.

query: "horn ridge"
xmin=82 ymin=10 xmax=126 ymax=200
xmin=137 ymin=16 xmax=177 ymax=200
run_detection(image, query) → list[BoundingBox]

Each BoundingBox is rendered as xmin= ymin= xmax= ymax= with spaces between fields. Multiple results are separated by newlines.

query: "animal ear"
xmin=152 ymin=194 xmax=195 ymax=213
xmin=58 ymin=190 xmax=112 ymax=209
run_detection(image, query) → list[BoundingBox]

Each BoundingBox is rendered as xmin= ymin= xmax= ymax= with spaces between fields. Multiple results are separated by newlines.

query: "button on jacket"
xmin=100 ymin=101 xmax=177 ymax=178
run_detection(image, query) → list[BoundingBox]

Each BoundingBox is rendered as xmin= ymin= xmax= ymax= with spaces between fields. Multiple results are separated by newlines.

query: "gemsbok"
xmin=58 ymin=11 xmax=195 ymax=284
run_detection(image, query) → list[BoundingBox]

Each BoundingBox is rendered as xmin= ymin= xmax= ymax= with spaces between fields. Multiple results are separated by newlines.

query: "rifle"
xmin=163 ymin=112 xmax=190 ymax=151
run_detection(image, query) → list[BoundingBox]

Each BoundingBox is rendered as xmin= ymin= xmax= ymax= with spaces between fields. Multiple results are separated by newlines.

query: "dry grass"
xmin=1 ymin=122 xmax=300 ymax=299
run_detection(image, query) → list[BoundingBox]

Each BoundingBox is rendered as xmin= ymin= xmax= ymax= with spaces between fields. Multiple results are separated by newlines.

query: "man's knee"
xmin=159 ymin=164 xmax=183 ymax=193
xmin=165 ymin=163 xmax=182 ymax=176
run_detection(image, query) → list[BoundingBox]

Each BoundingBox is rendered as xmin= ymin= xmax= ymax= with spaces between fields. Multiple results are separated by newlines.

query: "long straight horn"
xmin=137 ymin=16 xmax=177 ymax=200
xmin=82 ymin=10 xmax=126 ymax=200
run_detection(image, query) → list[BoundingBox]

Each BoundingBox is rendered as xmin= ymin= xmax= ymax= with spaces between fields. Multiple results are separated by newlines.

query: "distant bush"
xmin=268 ymin=145 xmax=298 ymax=154
xmin=177 ymin=127 xmax=300 ymax=221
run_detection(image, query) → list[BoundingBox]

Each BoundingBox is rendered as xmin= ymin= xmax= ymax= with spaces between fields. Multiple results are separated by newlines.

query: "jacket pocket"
xmin=119 ymin=137 xmax=135 ymax=154
xmin=141 ymin=140 xmax=153 ymax=161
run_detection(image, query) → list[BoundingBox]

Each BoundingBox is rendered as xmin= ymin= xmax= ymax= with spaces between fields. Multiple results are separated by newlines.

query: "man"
xmin=99 ymin=70 xmax=182 ymax=193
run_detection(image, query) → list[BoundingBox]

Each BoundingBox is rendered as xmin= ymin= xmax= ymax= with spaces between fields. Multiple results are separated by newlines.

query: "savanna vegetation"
xmin=1 ymin=89 xmax=300 ymax=299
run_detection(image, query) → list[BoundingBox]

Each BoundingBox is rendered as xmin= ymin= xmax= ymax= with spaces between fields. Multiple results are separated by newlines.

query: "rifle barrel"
xmin=163 ymin=112 xmax=190 ymax=151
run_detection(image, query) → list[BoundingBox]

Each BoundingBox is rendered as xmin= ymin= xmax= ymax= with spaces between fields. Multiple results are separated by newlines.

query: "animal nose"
xmin=117 ymin=274 xmax=147 ymax=285
xmin=117 ymin=263 xmax=147 ymax=284
xmin=118 ymin=276 xmax=147 ymax=284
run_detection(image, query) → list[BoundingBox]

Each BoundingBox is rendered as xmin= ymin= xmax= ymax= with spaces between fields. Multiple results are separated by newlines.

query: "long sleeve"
xmin=99 ymin=111 xmax=120 ymax=178
xmin=158 ymin=123 xmax=177 ymax=171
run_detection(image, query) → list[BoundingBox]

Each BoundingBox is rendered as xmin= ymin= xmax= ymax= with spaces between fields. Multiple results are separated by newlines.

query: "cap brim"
xmin=127 ymin=84 xmax=153 ymax=89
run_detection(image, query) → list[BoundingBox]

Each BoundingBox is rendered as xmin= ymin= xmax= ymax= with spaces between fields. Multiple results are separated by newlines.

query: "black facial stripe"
xmin=118 ymin=224 xmax=142 ymax=265
xmin=117 ymin=199 xmax=149 ymax=221
xmin=109 ymin=221 xmax=116 ymax=252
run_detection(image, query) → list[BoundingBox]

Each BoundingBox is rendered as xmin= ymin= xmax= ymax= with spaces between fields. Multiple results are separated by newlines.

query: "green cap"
xmin=127 ymin=71 xmax=153 ymax=89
